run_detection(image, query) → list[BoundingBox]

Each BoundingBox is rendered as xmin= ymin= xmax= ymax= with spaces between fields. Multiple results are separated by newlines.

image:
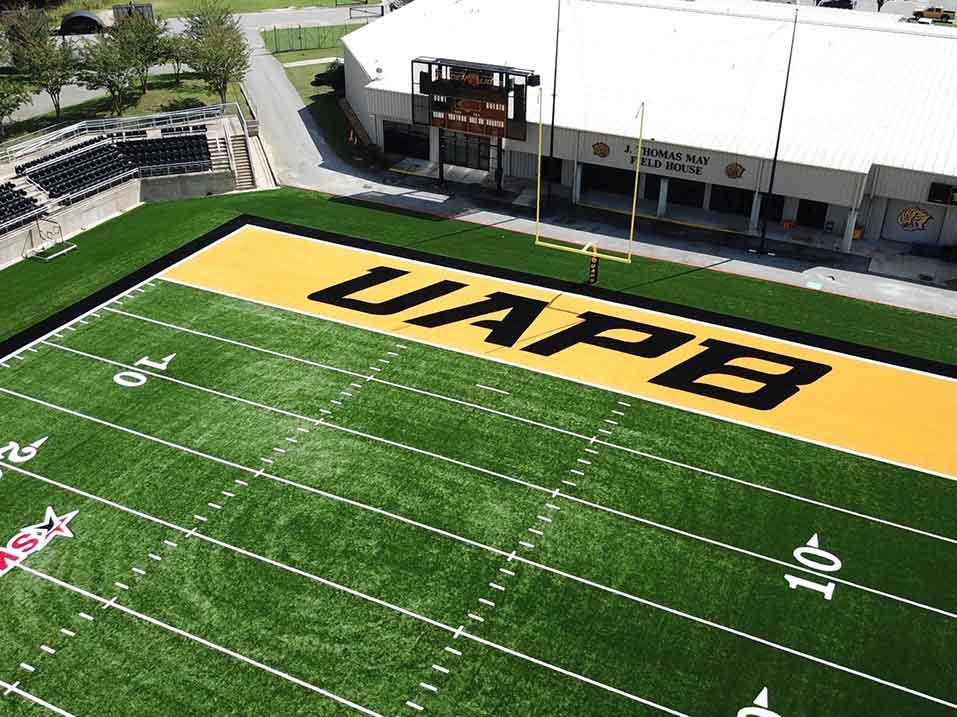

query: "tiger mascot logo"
xmin=592 ymin=142 xmax=611 ymax=159
xmin=897 ymin=206 xmax=933 ymax=232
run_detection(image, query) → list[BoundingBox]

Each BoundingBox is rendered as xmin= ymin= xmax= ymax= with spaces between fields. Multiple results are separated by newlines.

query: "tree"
xmin=3 ymin=6 xmax=49 ymax=71
xmin=185 ymin=2 xmax=249 ymax=105
xmin=0 ymin=77 xmax=31 ymax=137
xmin=78 ymin=34 xmax=136 ymax=117
xmin=162 ymin=32 xmax=190 ymax=86
xmin=112 ymin=12 xmax=167 ymax=95
xmin=19 ymin=35 xmax=75 ymax=119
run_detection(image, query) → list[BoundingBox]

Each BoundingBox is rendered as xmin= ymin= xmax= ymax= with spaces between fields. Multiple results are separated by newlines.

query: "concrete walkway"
xmin=283 ymin=57 xmax=340 ymax=67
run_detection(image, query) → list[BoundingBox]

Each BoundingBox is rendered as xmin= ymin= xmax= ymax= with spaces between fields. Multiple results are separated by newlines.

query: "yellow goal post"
xmin=534 ymin=96 xmax=646 ymax=265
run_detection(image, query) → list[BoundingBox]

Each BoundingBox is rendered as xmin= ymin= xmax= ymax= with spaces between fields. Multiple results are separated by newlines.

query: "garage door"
xmin=881 ymin=199 xmax=944 ymax=244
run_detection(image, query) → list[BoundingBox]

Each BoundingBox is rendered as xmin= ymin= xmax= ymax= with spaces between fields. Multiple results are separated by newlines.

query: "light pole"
xmin=757 ymin=8 xmax=799 ymax=255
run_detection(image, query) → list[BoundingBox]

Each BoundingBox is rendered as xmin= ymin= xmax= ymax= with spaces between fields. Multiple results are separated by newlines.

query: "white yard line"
xmin=15 ymin=566 xmax=384 ymax=717
xmin=2 ymin=457 xmax=953 ymax=710
xmin=0 ymin=679 xmax=76 ymax=717
xmin=0 ymin=382 xmax=949 ymax=620
xmin=103 ymin=307 xmax=956 ymax=546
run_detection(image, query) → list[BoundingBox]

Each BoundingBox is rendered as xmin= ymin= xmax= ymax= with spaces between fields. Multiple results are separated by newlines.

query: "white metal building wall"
xmin=343 ymin=46 xmax=373 ymax=140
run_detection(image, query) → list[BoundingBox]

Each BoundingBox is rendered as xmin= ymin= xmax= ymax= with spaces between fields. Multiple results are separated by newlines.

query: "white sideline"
xmin=158 ymin=275 xmax=957 ymax=484
xmin=15 ymin=566 xmax=384 ymax=717
xmin=2 ymin=456 xmax=954 ymax=707
xmin=2 ymin=472 xmax=692 ymax=717
xmin=1 ymin=379 xmax=951 ymax=621
xmin=103 ymin=307 xmax=957 ymax=547
xmin=0 ymin=679 xmax=76 ymax=717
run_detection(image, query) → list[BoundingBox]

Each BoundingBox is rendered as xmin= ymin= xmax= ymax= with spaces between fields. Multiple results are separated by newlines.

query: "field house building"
xmin=342 ymin=0 xmax=957 ymax=252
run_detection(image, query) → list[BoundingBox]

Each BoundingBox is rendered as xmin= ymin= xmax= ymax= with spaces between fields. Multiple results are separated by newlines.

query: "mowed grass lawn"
xmin=261 ymin=23 xmax=358 ymax=54
xmin=282 ymin=56 xmax=355 ymax=162
xmin=0 ymin=188 xmax=954 ymax=366
xmin=0 ymin=276 xmax=953 ymax=715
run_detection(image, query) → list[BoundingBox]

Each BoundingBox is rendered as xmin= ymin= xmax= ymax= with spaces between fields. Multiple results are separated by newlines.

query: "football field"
xmin=0 ymin=219 xmax=954 ymax=716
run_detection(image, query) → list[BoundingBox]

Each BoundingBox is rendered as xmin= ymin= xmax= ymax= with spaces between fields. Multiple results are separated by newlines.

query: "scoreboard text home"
xmin=411 ymin=58 xmax=535 ymax=141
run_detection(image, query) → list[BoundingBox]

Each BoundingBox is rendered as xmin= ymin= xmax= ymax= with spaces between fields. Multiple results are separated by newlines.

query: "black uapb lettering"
xmin=523 ymin=311 xmax=694 ymax=358
xmin=650 ymin=338 xmax=831 ymax=410
xmin=408 ymin=292 xmax=548 ymax=347
xmin=307 ymin=266 xmax=465 ymax=315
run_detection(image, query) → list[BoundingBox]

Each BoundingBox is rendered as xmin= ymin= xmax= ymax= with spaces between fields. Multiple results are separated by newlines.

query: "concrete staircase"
xmin=208 ymin=137 xmax=230 ymax=173
xmin=229 ymin=135 xmax=255 ymax=191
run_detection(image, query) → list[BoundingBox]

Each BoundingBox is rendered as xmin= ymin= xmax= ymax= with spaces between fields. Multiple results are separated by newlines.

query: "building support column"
xmin=748 ymin=191 xmax=762 ymax=234
xmin=657 ymin=177 xmax=669 ymax=217
xmin=702 ymin=183 xmax=713 ymax=211
xmin=841 ymin=206 xmax=859 ymax=253
xmin=572 ymin=161 xmax=583 ymax=204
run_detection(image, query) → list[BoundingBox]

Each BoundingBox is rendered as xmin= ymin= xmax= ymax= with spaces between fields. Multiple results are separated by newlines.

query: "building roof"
xmin=344 ymin=0 xmax=957 ymax=178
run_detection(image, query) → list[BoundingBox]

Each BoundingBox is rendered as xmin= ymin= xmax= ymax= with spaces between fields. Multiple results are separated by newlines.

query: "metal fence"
xmin=263 ymin=24 xmax=358 ymax=54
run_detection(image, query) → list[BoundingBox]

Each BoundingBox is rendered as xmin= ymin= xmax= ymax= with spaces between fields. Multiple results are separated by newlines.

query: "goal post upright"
xmin=534 ymin=96 xmax=644 ymax=265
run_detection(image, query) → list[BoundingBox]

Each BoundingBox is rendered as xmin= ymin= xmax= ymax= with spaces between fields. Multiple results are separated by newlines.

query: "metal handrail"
xmin=0 ymin=206 xmax=47 ymax=236
xmin=0 ymin=104 xmax=243 ymax=165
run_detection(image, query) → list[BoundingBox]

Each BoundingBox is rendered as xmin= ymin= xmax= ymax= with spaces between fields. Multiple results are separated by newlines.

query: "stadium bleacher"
xmin=13 ymin=130 xmax=212 ymax=208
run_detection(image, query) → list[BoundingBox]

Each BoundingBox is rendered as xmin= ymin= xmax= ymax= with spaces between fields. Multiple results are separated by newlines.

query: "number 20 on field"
xmin=784 ymin=533 xmax=843 ymax=601
xmin=112 ymin=353 xmax=177 ymax=387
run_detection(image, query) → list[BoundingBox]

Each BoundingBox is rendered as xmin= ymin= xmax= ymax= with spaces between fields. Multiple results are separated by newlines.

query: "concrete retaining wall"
xmin=139 ymin=171 xmax=235 ymax=202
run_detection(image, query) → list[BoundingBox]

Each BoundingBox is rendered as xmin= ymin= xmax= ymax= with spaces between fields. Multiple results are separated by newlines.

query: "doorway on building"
xmin=709 ymin=185 xmax=754 ymax=216
xmin=581 ymin=163 xmax=636 ymax=196
xmin=796 ymin=198 xmax=829 ymax=229
xmin=383 ymin=121 xmax=430 ymax=160
xmin=668 ymin=177 xmax=706 ymax=208
xmin=440 ymin=130 xmax=491 ymax=171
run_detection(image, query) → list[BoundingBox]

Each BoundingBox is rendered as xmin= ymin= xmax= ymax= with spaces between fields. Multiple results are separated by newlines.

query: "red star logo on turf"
xmin=25 ymin=507 xmax=79 ymax=543
xmin=0 ymin=507 xmax=79 ymax=578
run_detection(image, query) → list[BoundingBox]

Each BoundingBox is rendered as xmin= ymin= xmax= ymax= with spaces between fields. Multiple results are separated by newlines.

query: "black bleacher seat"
xmin=9 ymin=129 xmax=213 ymax=217
xmin=0 ymin=181 xmax=43 ymax=232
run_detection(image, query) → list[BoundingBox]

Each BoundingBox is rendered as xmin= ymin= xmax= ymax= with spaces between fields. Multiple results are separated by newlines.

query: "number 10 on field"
xmin=784 ymin=533 xmax=842 ymax=601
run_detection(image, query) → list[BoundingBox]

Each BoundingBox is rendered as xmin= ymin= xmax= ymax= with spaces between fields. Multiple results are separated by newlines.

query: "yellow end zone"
xmin=163 ymin=224 xmax=957 ymax=479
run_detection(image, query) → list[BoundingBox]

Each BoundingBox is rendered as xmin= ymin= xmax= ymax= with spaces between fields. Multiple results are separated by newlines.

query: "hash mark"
xmin=369 ymin=366 xmax=382 ymax=372
xmin=272 ymin=447 xmax=286 ymax=454
xmin=617 ymin=401 xmax=631 ymax=407
xmin=479 ymin=598 xmax=495 ymax=607
xmin=39 ymin=645 xmax=55 ymax=655
xmin=378 ymin=359 xmax=390 ymax=364
xmin=114 ymin=582 xmax=130 ymax=591
xmin=584 ymin=448 xmax=599 ymax=455
xmin=297 ymin=427 xmax=310 ymax=433
xmin=148 ymin=553 xmax=162 ymax=562
xmin=604 ymin=419 xmax=618 ymax=425
xmin=285 ymin=437 xmax=298 ymax=443
xmin=235 ymin=479 xmax=249 ymax=486
xmin=221 ymin=491 xmax=235 ymax=498
xmin=163 ymin=540 xmax=178 ymax=548
xmin=453 ymin=625 xmax=465 ymax=639
xmin=2 ymin=681 xmax=19 ymax=696
xmin=569 ymin=469 xmax=584 ymax=476
xmin=102 ymin=596 xmax=119 ymax=610
xmin=320 ymin=409 xmax=332 ymax=415
xmin=562 ymin=480 xmax=577 ymax=487
xmin=545 ymin=503 xmax=561 ymax=511
xmin=405 ymin=701 xmax=424 ymax=712
xmin=612 ymin=410 xmax=625 ymax=416
xmin=467 ymin=613 xmax=484 ymax=623
xmin=598 ymin=428 xmax=612 ymax=435
xmin=207 ymin=503 xmax=222 ymax=510
xmin=528 ymin=528 xmax=543 ymax=536
xmin=519 ymin=540 xmax=535 ymax=549
xmin=432 ymin=663 xmax=450 ymax=673
xmin=60 ymin=629 xmax=75 ymax=638
xmin=340 ymin=392 xmax=352 ymax=398
xmin=260 ymin=458 xmax=274 ymax=465
xmin=537 ymin=515 xmax=552 ymax=523
xmin=386 ymin=352 xmax=399 ymax=357
xmin=131 ymin=567 xmax=146 ymax=576
xmin=331 ymin=400 xmax=343 ymax=406
xmin=499 ymin=568 xmax=515 ymax=576
xmin=193 ymin=515 xmax=208 ymax=523
xmin=444 ymin=647 xmax=461 ymax=656
xmin=577 ymin=459 xmax=591 ymax=465
xmin=19 ymin=664 xmax=34 ymax=673
xmin=420 ymin=682 xmax=438 ymax=693
xmin=395 ymin=343 xmax=408 ymax=349
xmin=79 ymin=613 xmax=94 ymax=622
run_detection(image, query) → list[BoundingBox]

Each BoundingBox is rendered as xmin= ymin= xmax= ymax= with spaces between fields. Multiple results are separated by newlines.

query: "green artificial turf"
xmin=0 ymin=278 xmax=953 ymax=716
xmin=0 ymin=189 xmax=954 ymax=367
